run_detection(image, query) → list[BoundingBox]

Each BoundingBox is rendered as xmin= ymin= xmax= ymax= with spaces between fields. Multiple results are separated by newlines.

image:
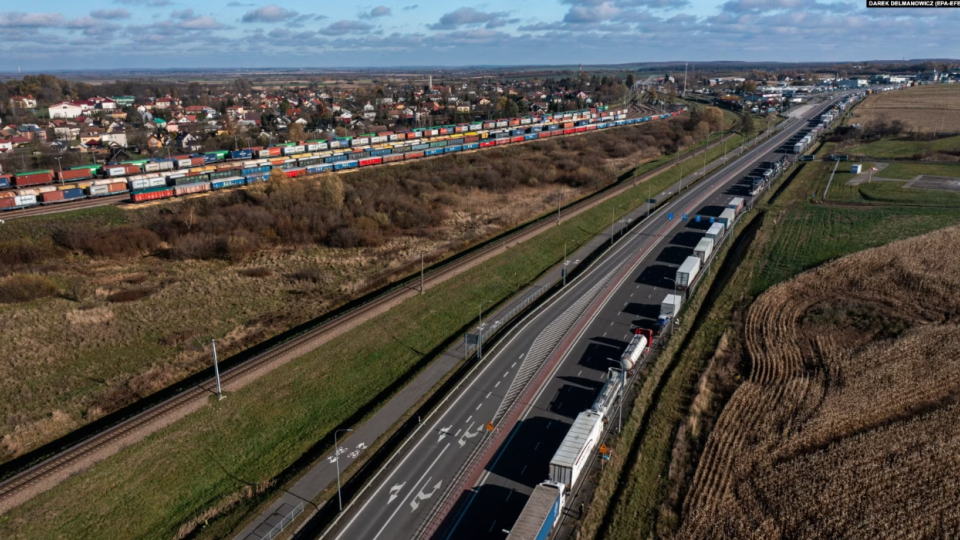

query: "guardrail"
xmin=248 ymin=502 xmax=303 ymax=540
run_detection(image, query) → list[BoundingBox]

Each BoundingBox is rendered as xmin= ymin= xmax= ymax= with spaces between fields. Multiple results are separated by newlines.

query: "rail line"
xmin=0 ymin=110 xmax=743 ymax=514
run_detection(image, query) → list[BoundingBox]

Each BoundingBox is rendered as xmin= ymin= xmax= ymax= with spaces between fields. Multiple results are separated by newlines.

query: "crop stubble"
xmin=679 ymin=225 xmax=960 ymax=539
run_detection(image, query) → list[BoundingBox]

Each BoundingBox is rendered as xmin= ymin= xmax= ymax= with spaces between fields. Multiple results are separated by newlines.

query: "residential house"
xmin=49 ymin=101 xmax=85 ymax=119
xmin=456 ymin=104 xmax=471 ymax=113
xmin=9 ymin=95 xmax=37 ymax=109
xmin=477 ymin=97 xmax=492 ymax=106
xmin=153 ymin=97 xmax=180 ymax=110
xmin=185 ymin=105 xmax=216 ymax=118
xmin=17 ymin=124 xmax=46 ymax=141
xmin=111 ymin=96 xmax=135 ymax=107
xmin=53 ymin=125 xmax=80 ymax=141
xmin=147 ymin=134 xmax=163 ymax=149
xmin=79 ymin=127 xmax=103 ymax=145
xmin=91 ymin=97 xmax=117 ymax=110
xmin=226 ymin=105 xmax=246 ymax=117
xmin=0 ymin=139 xmax=11 ymax=153
xmin=101 ymin=131 xmax=128 ymax=147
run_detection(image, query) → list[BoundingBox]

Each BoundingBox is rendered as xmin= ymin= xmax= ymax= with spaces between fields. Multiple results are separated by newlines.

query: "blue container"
xmin=0 ymin=177 xmax=10 ymax=189
xmin=524 ymin=134 xmax=538 ymax=140
xmin=63 ymin=187 xmax=84 ymax=200
xmin=444 ymin=145 xmax=462 ymax=153
xmin=230 ymin=149 xmax=253 ymax=160
xmin=425 ymin=148 xmax=444 ymax=156
xmin=462 ymin=142 xmax=479 ymax=150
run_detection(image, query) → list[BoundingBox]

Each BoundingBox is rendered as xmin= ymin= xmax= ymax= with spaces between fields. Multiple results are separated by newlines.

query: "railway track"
xmin=0 ymin=108 xmax=740 ymax=513
xmin=1 ymin=194 xmax=128 ymax=220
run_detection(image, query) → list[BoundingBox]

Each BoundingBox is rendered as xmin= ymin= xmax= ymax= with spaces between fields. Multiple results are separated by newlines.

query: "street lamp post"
xmin=54 ymin=156 xmax=63 ymax=185
xmin=335 ymin=428 xmax=353 ymax=512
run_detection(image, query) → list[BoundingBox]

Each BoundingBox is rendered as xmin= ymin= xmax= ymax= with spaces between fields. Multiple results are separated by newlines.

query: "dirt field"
xmin=850 ymin=84 xmax=960 ymax=133
xmin=679 ymin=225 xmax=960 ymax=539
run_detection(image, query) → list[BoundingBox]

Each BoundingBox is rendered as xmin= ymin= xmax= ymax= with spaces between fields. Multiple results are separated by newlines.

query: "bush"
xmin=0 ymin=274 xmax=60 ymax=304
xmin=240 ymin=267 xmax=272 ymax=278
xmin=106 ymin=288 xmax=154 ymax=303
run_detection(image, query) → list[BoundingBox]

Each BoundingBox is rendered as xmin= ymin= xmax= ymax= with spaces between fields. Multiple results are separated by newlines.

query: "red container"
xmin=109 ymin=182 xmax=127 ymax=192
xmin=40 ymin=190 xmax=65 ymax=203
xmin=405 ymin=151 xmax=425 ymax=159
xmin=510 ymin=136 xmax=524 ymax=143
xmin=575 ymin=126 xmax=587 ymax=133
xmin=267 ymin=147 xmax=282 ymax=157
xmin=13 ymin=172 xmax=55 ymax=187
xmin=131 ymin=188 xmax=174 ymax=202
xmin=359 ymin=157 xmax=382 ymax=167
xmin=495 ymin=139 xmax=510 ymax=146
xmin=463 ymin=136 xmax=479 ymax=143
xmin=123 ymin=165 xmax=142 ymax=175
xmin=383 ymin=154 xmax=404 ymax=163
xmin=0 ymin=197 xmax=14 ymax=209
xmin=563 ymin=128 xmax=575 ymax=135
xmin=509 ymin=119 xmax=520 ymax=126
xmin=479 ymin=141 xmax=496 ymax=148
xmin=58 ymin=169 xmax=93 ymax=181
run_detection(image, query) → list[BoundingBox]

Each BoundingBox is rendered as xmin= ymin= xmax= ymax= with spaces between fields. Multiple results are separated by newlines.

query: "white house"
xmin=49 ymin=102 xmax=85 ymax=119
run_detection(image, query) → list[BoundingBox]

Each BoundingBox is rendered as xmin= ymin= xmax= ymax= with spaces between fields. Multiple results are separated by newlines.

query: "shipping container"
xmin=62 ymin=188 xmax=84 ymax=200
xmin=0 ymin=175 xmax=11 ymax=189
xmin=359 ymin=157 xmax=383 ymax=167
xmin=620 ymin=329 xmax=649 ymax=371
xmin=57 ymin=168 xmax=94 ymax=182
xmin=13 ymin=170 xmax=55 ymax=186
xmin=131 ymin=186 xmax=174 ymax=203
xmin=694 ymin=237 xmax=714 ymax=263
xmin=86 ymin=185 xmax=110 ymax=197
xmin=174 ymin=182 xmax=210 ymax=196
xmin=549 ymin=410 xmax=604 ymax=491
xmin=211 ymin=177 xmax=245 ymax=190
xmin=333 ymin=160 xmax=358 ymax=170
xmin=40 ymin=190 xmax=65 ymax=203
xmin=506 ymin=482 xmax=565 ymax=540
xmin=14 ymin=194 xmax=38 ymax=207
xmin=676 ymin=256 xmax=701 ymax=290
xmin=108 ymin=182 xmax=127 ymax=193
xmin=659 ymin=294 xmax=683 ymax=328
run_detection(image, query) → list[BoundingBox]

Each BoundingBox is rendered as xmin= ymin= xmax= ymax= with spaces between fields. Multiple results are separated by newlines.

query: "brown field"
xmin=850 ymin=84 xmax=960 ymax=133
xmin=679 ymin=225 xmax=960 ymax=539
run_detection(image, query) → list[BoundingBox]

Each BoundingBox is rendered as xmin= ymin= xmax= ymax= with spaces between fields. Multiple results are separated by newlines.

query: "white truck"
xmin=694 ymin=237 xmax=714 ymax=263
xmin=705 ymin=222 xmax=724 ymax=242
xmin=718 ymin=208 xmax=736 ymax=228
xmin=620 ymin=329 xmax=649 ymax=371
xmin=658 ymin=294 xmax=683 ymax=329
xmin=549 ymin=410 xmax=604 ymax=492
xmin=676 ymin=256 xmax=701 ymax=290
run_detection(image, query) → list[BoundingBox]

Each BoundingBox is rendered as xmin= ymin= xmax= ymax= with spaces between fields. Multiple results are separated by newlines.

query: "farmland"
xmin=0 ymin=112 xmax=754 ymax=540
xmin=849 ymin=84 xmax=960 ymax=133
xmin=680 ymin=225 xmax=960 ymax=539
xmin=579 ymin=121 xmax=960 ymax=540
xmin=0 ymin=115 xmax=727 ymax=462
xmin=844 ymin=133 xmax=960 ymax=160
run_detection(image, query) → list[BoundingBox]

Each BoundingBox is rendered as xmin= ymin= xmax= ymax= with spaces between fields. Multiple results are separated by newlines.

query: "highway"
xmin=324 ymin=97 xmax=841 ymax=540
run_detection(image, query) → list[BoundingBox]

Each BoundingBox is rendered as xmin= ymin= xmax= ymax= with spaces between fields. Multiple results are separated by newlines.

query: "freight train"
xmin=0 ymin=107 xmax=685 ymax=211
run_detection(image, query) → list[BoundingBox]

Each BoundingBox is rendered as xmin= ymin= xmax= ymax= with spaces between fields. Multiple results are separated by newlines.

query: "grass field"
xmin=849 ymin=84 xmax=960 ymax=133
xmin=0 ymin=126 xmax=756 ymax=540
xmin=579 ymin=124 xmax=960 ymax=539
xmin=844 ymin=134 xmax=960 ymax=159
xmin=878 ymin=161 xmax=960 ymax=179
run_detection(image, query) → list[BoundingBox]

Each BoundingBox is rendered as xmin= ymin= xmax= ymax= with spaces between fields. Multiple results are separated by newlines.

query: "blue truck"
xmin=506 ymin=482 xmax=565 ymax=540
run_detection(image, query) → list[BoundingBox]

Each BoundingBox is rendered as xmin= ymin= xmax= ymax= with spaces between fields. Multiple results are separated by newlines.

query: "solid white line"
xmin=371 ymin=443 xmax=450 ymax=540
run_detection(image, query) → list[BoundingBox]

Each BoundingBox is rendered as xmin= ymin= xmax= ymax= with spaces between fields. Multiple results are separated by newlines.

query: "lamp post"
xmin=335 ymin=428 xmax=353 ymax=512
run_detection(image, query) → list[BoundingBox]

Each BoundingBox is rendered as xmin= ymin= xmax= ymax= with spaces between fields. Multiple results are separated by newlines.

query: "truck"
xmin=718 ymin=208 xmax=736 ymax=228
xmin=851 ymin=164 xmax=862 ymax=174
xmin=793 ymin=142 xmax=804 ymax=154
xmin=705 ymin=222 xmax=724 ymax=242
xmin=591 ymin=368 xmax=623 ymax=416
xmin=620 ymin=329 xmax=650 ymax=371
xmin=549 ymin=410 xmax=604 ymax=491
xmin=658 ymin=294 xmax=683 ymax=329
xmin=676 ymin=256 xmax=701 ymax=290
xmin=728 ymin=197 xmax=745 ymax=214
xmin=506 ymin=482 xmax=566 ymax=540
xmin=694 ymin=237 xmax=714 ymax=263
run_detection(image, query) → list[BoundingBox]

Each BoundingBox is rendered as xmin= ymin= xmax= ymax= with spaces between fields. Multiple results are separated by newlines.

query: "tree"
xmin=742 ymin=80 xmax=758 ymax=94
xmin=742 ymin=113 xmax=755 ymax=136
xmin=703 ymin=106 xmax=724 ymax=131
xmin=626 ymin=73 xmax=635 ymax=89
xmin=287 ymin=122 xmax=304 ymax=142
xmin=318 ymin=173 xmax=344 ymax=211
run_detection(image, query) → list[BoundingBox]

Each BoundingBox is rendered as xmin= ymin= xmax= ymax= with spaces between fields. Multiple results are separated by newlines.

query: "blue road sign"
xmin=668 ymin=212 xmax=674 ymax=220
xmin=682 ymin=213 xmax=687 ymax=221
xmin=696 ymin=215 xmax=701 ymax=223
xmin=710 ymin=217 xmax=715 ymax=223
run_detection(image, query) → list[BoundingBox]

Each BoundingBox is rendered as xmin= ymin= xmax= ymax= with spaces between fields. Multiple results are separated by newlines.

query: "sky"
xmin=0 ymin=0 xmax=957 ymax=71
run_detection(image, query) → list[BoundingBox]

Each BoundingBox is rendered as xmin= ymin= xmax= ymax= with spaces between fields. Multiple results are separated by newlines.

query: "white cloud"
xmin=0 ymin=12 xmax=64 ymax=27
xmin=563 ymin=2 xmax=622 ymax=23
xmin=318 ymin=20 xmax=374 ymax=36
xmin=429 ymin=7 xmax=512 ymax=29
xmin=91 ymin=9 xmax=131 ymax=20
xmin=242 ymin=5 xmax=299 ymax=23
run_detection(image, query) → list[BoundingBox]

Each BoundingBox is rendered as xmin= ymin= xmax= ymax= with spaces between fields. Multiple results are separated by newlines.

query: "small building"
xmin=851 ymin=164 xmax=863 ymax=174
xmin=49 ymin=101 xmax=85 ymax=119
xmin=9 ymin=95 xmax=37 ymax=109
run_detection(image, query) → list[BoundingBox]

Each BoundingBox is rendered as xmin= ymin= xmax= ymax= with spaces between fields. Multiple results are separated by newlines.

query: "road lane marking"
xmin=373 ymin=442 xmax=450 ymax=540
xmin=466 ymin=416 xmax=472 ymax=424
xmin=438 ymin=425 xmax=452 ymax=443
xmin=489 ymin=520 xmax=497 ymax=532
xmin=495 ymin=381 xmax=500 ymax=388
xmin=503 ymin=371 xmax=509 ymax=378
xmin=476 ymin=403 xmax=482 ymax=411
xmin=410 ymin=478 xmax=442 ymax=511
xmin=511 ymin=362 xmax=516 ymax=368
xmin=459 ymin=423 xmax=479 ymax=447
xmin=505 ymin=490 xmax=513 ymax=502
xmin=534 ymin=442 xmax=540 ymax=450
xmin=577 ymin=370 xmax=582 ymax=376
xmin=521 ymin=465 xmax=527 ymax=475
xmin=455 ymin=429 xmax=462 ymax=437
xmin=486 ymin=392 xmax=491 ymax=399
xmin=388 ymin=483 xmax=406 ymax=504
xmin=546 ymin=421 xmax=552 ymax=429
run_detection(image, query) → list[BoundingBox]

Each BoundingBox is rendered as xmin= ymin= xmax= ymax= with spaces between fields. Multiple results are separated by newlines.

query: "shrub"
xmin=0 ymin=274 xmax=60 ymax=304
xmin=106 ymin=288 xmax=154 ymax=303
xmin=239 ymin=267 xmax=272 ymax=278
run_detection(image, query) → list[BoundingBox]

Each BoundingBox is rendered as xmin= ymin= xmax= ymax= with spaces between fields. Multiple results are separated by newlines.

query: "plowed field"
xmin=850 ymin=84 xmax=960 ymax=133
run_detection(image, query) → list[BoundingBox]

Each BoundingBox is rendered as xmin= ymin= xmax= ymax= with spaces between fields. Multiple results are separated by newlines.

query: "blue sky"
xmin=0 ymin=0 xmax=956 ymax=71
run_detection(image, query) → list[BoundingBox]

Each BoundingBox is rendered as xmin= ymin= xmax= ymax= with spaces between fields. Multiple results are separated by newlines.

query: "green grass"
xmin=0 ymin=205 xmax=129 ymax=242
xmin=0 ymin=130 xmax=750 ymax=540
xmin=845 ymin=135 xmax=960 ymax=159
xmin=878 ymin=162 xmax=960 ymax=180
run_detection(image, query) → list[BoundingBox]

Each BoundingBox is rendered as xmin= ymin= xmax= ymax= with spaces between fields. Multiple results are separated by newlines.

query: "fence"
xmin=246 ymin=502 xmax=303 ymax=540
xmin=463 ymin=285 xmax=549 ymax=360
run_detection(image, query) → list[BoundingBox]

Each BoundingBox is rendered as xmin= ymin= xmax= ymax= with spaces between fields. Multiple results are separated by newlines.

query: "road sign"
xmin=682 ymin=213 xmax=687 ymax=221
xmin=668 ymin=212 xmax=673 ymax=220
xmin=486 ymin=422 xmax=494 ymax=431
xmin=599 ymin=443 xmax=609 ymax=455
xmin=709 ymin=217 xmax=715 ymax=223
xmin=465 ymin=333 xmax=480 ymax=345
xmin=695 ymin=215 xmax=701 ymax=223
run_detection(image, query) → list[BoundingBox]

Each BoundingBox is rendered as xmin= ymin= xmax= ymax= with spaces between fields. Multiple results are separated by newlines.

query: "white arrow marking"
xmin=410 ymin=479 xmax=443 ymax=511
xmin=388 ymin=482 xmax=406 ymax=504
xmin=438 ymin=425 xmax=452 ymax=442
xmin=459 ymin=423 xmax=479 ymax=447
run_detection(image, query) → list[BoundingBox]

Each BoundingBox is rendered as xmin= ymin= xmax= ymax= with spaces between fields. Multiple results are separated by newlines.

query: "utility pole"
xmin=211 ymin=339 xmax=223 ymax=400
xmin=420 ymin=251 xmax=424 ymax=294
xmin=563 ymin=241 xmax=567 ymax=286
xmin=54 ymin=156 xmax=63 ymax=185
xmin=556 ymin=191 xmax=562 ymax=225
xmin=683 ymin=62 xmax=688 ymax=98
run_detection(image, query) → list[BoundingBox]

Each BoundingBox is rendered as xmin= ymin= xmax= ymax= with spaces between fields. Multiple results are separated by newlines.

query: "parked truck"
xmin=620 ymin=329 xmax=650 ymax=371
xmin=718 ymin=208 xmax=736 ymax=228
xmin=506 ymin=482 xmax=566 ymax=540
xmin=658 ymin=294 xmax=683 ymax=329
xmin=549 ymin=410 xmax=604 ymax=491
xmin=694 ymin=237 xmax=714 ymax=263
xmin=728 ymin=197 xmax=745 ymax=214
xmin=676 ymin=256 xmax=701 ymax=290
xmin=705 ymin=222 xmax=724 ymax=242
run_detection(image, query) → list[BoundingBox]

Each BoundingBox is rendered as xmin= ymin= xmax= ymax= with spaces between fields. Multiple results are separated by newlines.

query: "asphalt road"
xmin=326 ymin=97 xmax=843 ymax=540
